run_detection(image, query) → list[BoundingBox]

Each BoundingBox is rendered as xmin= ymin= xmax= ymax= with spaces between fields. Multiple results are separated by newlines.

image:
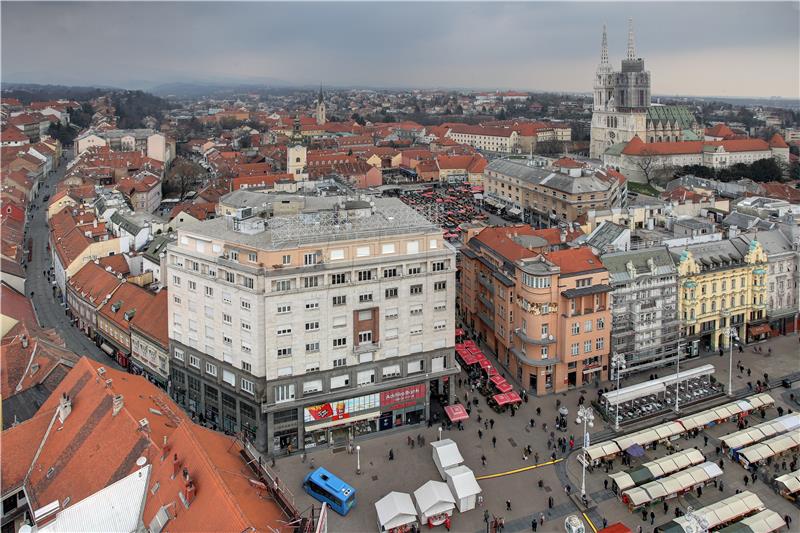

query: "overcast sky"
xmin=2 ymin=2 xmax=798 ymax=98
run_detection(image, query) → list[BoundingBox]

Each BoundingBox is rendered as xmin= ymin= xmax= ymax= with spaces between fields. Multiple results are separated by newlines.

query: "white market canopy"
xmin=445 ymin=465 xmax=481 ymax=499
xmin=672 ymin=490 xmax=764 ymax=531
xmin=719 ymin=510 xmax=786 ymax=533
xmin=602 ymin=365 xmax=714 ymax=407
xmin=775 ymin=469 xmax=800 ymax=495
xmin=622 ymin=462 xmax=722 ymax=507
xmin=375 ymin=492 xmax=417 ymax=532
xmin=431 ymin=439 xmax=464 ymax=471
xmin=413 ymin=480 xmax=456 ymax=519
xmin=721 ymin=413 xmax=800 ymax=450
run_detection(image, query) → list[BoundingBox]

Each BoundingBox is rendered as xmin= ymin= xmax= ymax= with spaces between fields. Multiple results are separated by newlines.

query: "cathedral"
xmin=589 ymin=20 xmax=702 ymax=159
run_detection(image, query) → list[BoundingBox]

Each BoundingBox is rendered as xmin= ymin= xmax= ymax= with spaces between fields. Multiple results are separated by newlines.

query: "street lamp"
xmin=683 ymin=506 xmax=709 ymax=533
xmin=438 ymin=426 xmax=443 ymax=441
xmin=610 ymin=353 xmax=626 ymax=431
xmin=356 ymin=445 xmax=361 ymax=475
xmin=728 ymin=327 xmax=739 ymax=397
xmin=674 ymin=341 xmax=684 ymax=414
xmin=576 ymin=405 xmax=595 ymax=499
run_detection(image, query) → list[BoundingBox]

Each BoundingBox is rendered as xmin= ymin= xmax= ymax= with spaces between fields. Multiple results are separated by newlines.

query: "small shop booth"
xmin=375 ymin=491 xmax=418 ymax=533
xmin=413 ymin=480 xmax=456 ymax=528
xmin=431 ymin=439 xmax=463 ymax=481
xmin=444 ymin=465 xmax=481 ymax=513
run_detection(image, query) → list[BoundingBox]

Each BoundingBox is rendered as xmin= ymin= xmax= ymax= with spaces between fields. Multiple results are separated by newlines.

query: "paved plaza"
xmin=266 ymin=333 xmax=800 ymax=532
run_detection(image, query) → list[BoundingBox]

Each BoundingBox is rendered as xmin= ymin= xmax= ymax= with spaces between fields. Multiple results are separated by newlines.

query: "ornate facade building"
xmin=590 ymin=20 xmax=701 ymax=159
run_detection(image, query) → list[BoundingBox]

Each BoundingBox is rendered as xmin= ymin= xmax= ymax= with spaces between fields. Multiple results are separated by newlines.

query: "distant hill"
xmin=0 ymin=83 xmax=113 ymax=103
xmin=149 ymin=80 xmax=292 ymax=98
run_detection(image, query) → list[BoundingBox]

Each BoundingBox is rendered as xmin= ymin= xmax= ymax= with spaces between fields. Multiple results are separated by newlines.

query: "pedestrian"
xmin=602 ymin=518 xmax=608 ymax=529
xmin=536 ymin=407 xmax=541 ymax=416
xmin=719 ymin=458 xmax=724 ymax=470
xmin=539 ymin=513 xmax=545 ymax=526
xmin=530 ymin=418 xmax=535 ymax=428
xmin=650 ymin=511 xmax=655 ymax=525
xmin=785 ymin=514 xmax=792 ymax=528
xmin=478 ymin=429 xmax=483 ymax=439
xmin=696 ymin=486 xmax=702 ymax=497
xmin=747 ymin=368 xmax=751 ymax=376
xmin=704 ymin=435 xmax=708 ymax=447
xmin=490 ymin=418 xmax=495 ymax=429
xmin=492 ymin=436 xmax=497 ymax=448
xmin=538 ymin=479 xmax=544 ymax=489
xmin=642 ymin=510 xmax=648 ymax=522
xmin=548 ymin=496 xmax=553 ymax=509
xmin=604 ymin=479 xmax=609 ymax=490
xmin=389 ymin=449 xmax=394 ymax=461
xmin=743 ymin=475 xmax=749 ymax=486
xmin=484 ymin=510 xmax=490 ymax=523
xmin=506 ymin=500 xmax=512 ymax=511
xmin=565 ymin=485 xmax=571 ymax=495
xmin=481 ymin=454 xmax=487 ymax=467
xmin=534 ymin=452 xmax=539 ymax=463
xmin=719 ymin=480 xmax=724 ymax=491
xmin=531 ymin=518 xmax=538 ymax=532
xmin=663 ymin=502 xmax=668 ymax=514
xmin=637 ymin=526 xmax=642 ymax=533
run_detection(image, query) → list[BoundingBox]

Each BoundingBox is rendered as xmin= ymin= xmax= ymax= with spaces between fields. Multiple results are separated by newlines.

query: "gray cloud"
xmin=2 ymin=2 xmax=798 ymax=97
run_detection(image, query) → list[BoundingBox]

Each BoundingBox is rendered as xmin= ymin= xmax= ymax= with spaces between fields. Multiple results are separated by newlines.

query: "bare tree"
xmin=165 ymin=157 xmax=205 ymax=199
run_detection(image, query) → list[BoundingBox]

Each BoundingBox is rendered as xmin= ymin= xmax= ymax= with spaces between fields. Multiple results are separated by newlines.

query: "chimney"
xmin=57 ymin=393 xmax=72 ymax=424
xmin=112 ymin=394 xmax=124 ymax=416
xmin=172 ymin=453 xmax=181 ymax=479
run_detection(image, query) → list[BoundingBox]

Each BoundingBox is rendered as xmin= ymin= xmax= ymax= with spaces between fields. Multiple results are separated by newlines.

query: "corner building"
xmin=166 ymin=198 xmax=458 ymax=454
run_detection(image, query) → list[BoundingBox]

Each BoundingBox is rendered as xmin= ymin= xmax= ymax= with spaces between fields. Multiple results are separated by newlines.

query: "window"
xmin=222 ymin=292 xmax=232 ymax=304
xmin=382 ymin=365 xmax=401 ymax=379
xmin=241 ymin=342 xmax=252 ymax=354
xmin=332 ymin=295 xmax=346 ymax=306
xmin=385 ymin=287 xmax=398 ymax=299
xmin=576 ymin=278 xmax=592 ymax=288
xmin=241 ymin=320 xmax=251 ymax=331
xmin=410 ymin=325 xmax=423 ymax=336
xmin=303 ymin=380 xmax=322 ymax=394
xmin=174 ymin=348 xmax=184 ymax=362
xmin=433 ymin=320 xmax=447 ymax=331
xmin=358 ymin=369 xmax=375 ymax=386
xmin=434 ymin=281 xmax=447 ymax=291
xmin=229 ymin=250 xmax=239 ymax=261
xmin=242 ymin=361 xmax=251 ymax=372
xmin=173 ymin=295 xmax=182 ymax=305
xmin=306 ymin=363 xmax=320 ymax=373
xmin=434 ymin=302 xmax=446 ymax=312
xmin=521 ymin=273 xmax=550 ymax=288
xmin=596 ymin=318 xmax=605 ymax=330
xmin=204 ymin=286 xmax=213 ymax=297
xmin=541 ymin=323 xmax=549 ymax=336
xmin=333 ymin=337 xmax=347 ymax=348
xmin=356 ymin=246 xmax=370 ymax=257
xmin=242 ymin=276 xmax=254 ymax=289
xmin=332 ymin=357 xmax=347 ymax=367
xmin=596 ymin=337 xmax=605 ymax=350
xmin=277 ymin=347 xmax=292 ymax=358
xmin=222 ymin=334 xmax=233 ymax=345
xmin=248 ymin=252 xmax=258 ymax=263
xmin=410 ymin=284 xmax=423 ymax=295
xmin=432 ymin=261 xmax=446 ymax=272
xmin=189 ymin=355 xmax=200 ymax=368
xmin=407 ymin=265 xmax=422 ymax=275
xmin=571 ymin=322 xmax=580 ymax=335
xmin=172 ymin=275 xmax=181 ymax=286
xmin=331 ymin=273 xmax=347 ymax=285
xmin=584 ymin=320 xmax=592 ymax=332
xmin=330 ymin=375 xmax=349 ymax=389
xmin=359 ymin=293 xmax=373 ymax=303
xmin=303 ymin=276 xmax=320 ymax=289
xmin=385 ymin=308 xmax=399 ymax=320
xmin=570 ymin=343 xmax=579 ymax=356
xmin=332 ymin=316 xmax=347 ymax=328
xmin=240 ymin=378 xmax=255 ymax=395
xmin=381 ymin=243 xmax=396 ymax=254
xmin=330 ymin=249 xmax=344 ymax=261
xmin=584 ymin=340 xmax=592 ymax=353
xmin=305 ymin=301 xmax=320 ymax=310
xmin=541 ymin=346 xmax=548 ymax=359
xmin=304 ymin=253 xmax=318 ymax=266
xmin=408 ymin=359 xmax=424 ymax=374
xmin=383 ymin=267 xmax=398 ymax=278
xmin=410 ymin=305 xmax=423 ymax=316
xmin=357 ymin=270 xmax=373 ymax=282
xmin=277 ymin=304 xmax=291 ymax=314
xmin=358 ymin=331 xmax=373 ymax=344
xmin=305 ymin=321 xmax=320 ymax=332
xmin=277 ymin=326 xmax=292 ymax=336
xmin=274 ymin=280 xmax=291 ymax=292
xmin=407 ymin=240 xmax=420 ymax=254
xmin=306 ymin=342 xmax=320 ymax=353
xmin=223 ymin=271 xmax=235 ymax=283
xmin=241 ymin=299 xmax=251 ymax=311
xmin=386 ymin=328 xmax=399 ymax=339
xmin=274 ymin=384 xmax=294 ymax=403
xmin=281 ymin=254 xmax=291 ymax=265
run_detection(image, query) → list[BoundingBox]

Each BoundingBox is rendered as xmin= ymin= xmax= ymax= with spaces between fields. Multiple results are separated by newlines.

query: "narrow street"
xmin=24 ymin=149 xmax=121 ymax=370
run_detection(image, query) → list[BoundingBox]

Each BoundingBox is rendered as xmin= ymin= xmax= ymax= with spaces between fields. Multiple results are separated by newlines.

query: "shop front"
xmin=302 ymin=384 xmax=427 ymax=450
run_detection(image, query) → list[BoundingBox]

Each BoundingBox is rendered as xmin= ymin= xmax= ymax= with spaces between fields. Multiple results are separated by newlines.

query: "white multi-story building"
xmin=166 ymin=198 xmax=458 ymax=453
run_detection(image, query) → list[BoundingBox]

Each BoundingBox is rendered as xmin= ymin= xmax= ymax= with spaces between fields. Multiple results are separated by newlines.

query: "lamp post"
xmin=674 ymin=341 xmax=683 ymax=414
xmin=576 ymin=405 xmax=595 ymax=499
xmin=683 ymin=506 xmax=709 ymax=533
xmin=438 ymin=426 xmax=443 ymax=441
xmin=728 ymin=326 xmax=739 ymax=397
xmin=610 ymin=353 xmax=626 ymax=431
xmin=356 ymin=445 xmax=361 ymax=475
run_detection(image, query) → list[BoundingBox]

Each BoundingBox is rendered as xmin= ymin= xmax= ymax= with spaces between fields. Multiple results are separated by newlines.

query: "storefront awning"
xmin=444 ymin=404 xmax=469 ymax=423
xmin=493 ymin=392 xmax=522 ymax=406
xmin=749 ymin=323 xmax=771 ymax=336
xmin=456 ymin=351 xmax=479 ymax=366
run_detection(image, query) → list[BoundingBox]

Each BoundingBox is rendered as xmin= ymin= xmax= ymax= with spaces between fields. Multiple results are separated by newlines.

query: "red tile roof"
xmin=130 ymin=289 xmax=169 ymax=347
xmin=530 ymin=227 xmax=584 ymax=246
xmin=472 ymin=225 xmax=541 ymax=262
xmin=98 ymin=282 xmax=155 ymax=333
xmin=553 ymin=157 xmax=585 ymax=169
xmin=1 ymin=283 xmax=38 ymax=327
xmin=705 ymin=123 xmax=736 ymax=139
xmin=622 ymin=135 xmax=770 ymax=156
xmin=68 ymin=261 xmax=124 ymax=306
xmin=769 ymin=133 xmax=789 ymax=149
xmin=544 ymin=247 xmax=605 ymax=275
xmin=1 ymin=125 xmax=29 ymax=143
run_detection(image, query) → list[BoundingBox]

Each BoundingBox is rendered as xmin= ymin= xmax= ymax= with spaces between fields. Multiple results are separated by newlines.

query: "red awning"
xmin=444 ymin=404 xmax=469 ymax=422
xmin=477 ymin=358 xmax=492 ymax=370
xmin=455 ymin=328 xmax=465 ymax=337
xmin=749 ymin=323 xmax=771 ymax=336
xmin=492 ymin=392 xmax=522 ymax=406
xmin=464 ymin=340 xmax=477 ymax=348
xmin=458 ymin=351 xmax=479 ymax=366
xmin=468 ymin=347 xmax=483 ymax=355
xmin=490 ymin=375 xmax=512 ymax=393
xmin=455 ymin=343 xmax=465 ymax=350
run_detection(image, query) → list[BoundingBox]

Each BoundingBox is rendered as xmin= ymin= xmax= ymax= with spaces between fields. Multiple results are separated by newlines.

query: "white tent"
xmin=431 ymin=439 xmax=464 ymax=480
xmin=375 ymin=492 xmax=417 ymax=533
xmin=445 ymin=465 xmax=482 ymax=513
xmin=413 ymin=480 xmax=456 ymax=525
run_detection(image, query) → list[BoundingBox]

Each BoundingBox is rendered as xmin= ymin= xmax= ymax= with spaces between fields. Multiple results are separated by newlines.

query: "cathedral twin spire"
xmin=599 ymin=18 xmax=638 ymax=69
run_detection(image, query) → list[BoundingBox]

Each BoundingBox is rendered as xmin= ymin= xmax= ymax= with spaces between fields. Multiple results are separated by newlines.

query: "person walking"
xmin=539 ymin=513 xmax=545 ymax=526
xmin=506 ymin=500 xmax=512 ymax=511
xmin=531 ymin=518 xmax=538 ymax=532
xmin=492 ymin=436 xmax=497 ymax=448
xmin=650 ymin=511 xmax=655 ymax=525
xmin=743 ymin=475 xmax=749 ymax=486
xmin=389 ymin=449 xmax=394 ymax=461
xmin=490 ymin=418 xmax=495 ymax=429
xmin=478 ymin=429 xmax=483 ymax=439
xmin=704 ymin=435 xmax=709 ymax=447
xmin=481 ymin=454 xmax=487 ymax=467
xmin=604 ymin=479 xmax=609 ymax=490
xmin=663 ymin=501 xmax=668 ymax=514
xmin=548 ymin=496 xmax=553 ymax=509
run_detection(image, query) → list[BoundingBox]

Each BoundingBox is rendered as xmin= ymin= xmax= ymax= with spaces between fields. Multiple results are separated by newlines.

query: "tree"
xmin=165 ymin=157 xmax=205 ymax=199
xmin=634 ymin=149 xmax=675 ymax=185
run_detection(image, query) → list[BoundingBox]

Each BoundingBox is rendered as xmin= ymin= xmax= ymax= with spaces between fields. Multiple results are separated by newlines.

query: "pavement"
xmin=267 ymin=331 xmax=799 ymax=533
xmin=23 ymin=150 xmax=121 ymax=370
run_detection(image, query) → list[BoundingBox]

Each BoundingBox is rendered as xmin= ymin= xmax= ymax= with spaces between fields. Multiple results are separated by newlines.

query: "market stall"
xmin=716 ymin=510 xmax=785 ymax=533
xmin=376 ymin=492 xmax=418 ymax=533
xmin=608 ymin=448 xmax=705 ymax=494
xmin=444 ymin=404 xmax=469 ymax=424
xmin=774 ymin=469 xmax=800 ymax=500
xmin=622 ymin=462 xmax=723 ymax=511
xmin=413 ymin=480 xmax=456 ymax=528
xmin=431 ymin=439 xmax=464 ymax=481
xmin=444 ymin=465 xmax=482 ymax=513
xmin=656 ymin=491 xmax=765 ymax=533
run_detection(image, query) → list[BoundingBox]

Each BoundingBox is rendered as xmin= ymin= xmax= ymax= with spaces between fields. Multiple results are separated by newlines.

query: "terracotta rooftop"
xmin=98 ymin=282 xmax=155 ymax=332
xmin=545 ymin=247 xmax=606 ymax=275
xmin=622 ymin=135 xmax=771 ymax=156
xmin=130 ymin=289 xmax=169 ymax=347
xmin=68 ymin=262 xmax=124 ymax=306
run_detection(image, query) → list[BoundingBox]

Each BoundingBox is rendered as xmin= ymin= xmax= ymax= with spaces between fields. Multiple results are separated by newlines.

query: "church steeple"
xmin=315 ymin=83 xmax=327 ymax=126
xmin=626 ymin=18 xmax=636 ymax=60
xmin=317 ymin=84 xmax=324 ymax=104
xmin=598 ymin=24 xmax=611 ymax=73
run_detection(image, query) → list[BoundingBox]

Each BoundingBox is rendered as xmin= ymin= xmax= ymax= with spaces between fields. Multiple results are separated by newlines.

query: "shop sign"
xmin=380 ymin=384 xmax=426 ymax=410
xmin=304 ymin=393 xmax=380 ymax=423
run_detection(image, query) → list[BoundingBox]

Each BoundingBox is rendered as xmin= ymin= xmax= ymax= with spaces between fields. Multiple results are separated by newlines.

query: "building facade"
xmin=166 ymin=198 xmax=458 ymax=453
xmin=749 ymin=229 xmax=800 ymax=336
xmin=602 ymin=247 xmax=680 ymax=377
xmin=671 ymin=238 xmax=768 ymax=357
xmin=483 ymin=159 xmax=625 ymax=227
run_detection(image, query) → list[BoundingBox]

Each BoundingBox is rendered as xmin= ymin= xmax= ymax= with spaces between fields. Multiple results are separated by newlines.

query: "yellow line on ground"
xmin=583 ymin=512 xmax=598 ymax=533
xmin=475 ymin=458 xmax=563 ymax=480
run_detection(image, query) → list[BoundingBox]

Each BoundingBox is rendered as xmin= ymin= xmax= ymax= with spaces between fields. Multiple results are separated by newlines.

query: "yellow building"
xmin=672 ymin=238 xmax=768 ymax=354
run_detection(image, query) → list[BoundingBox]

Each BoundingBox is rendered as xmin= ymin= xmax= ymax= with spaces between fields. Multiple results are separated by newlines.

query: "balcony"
xmin=478 ymin=293 xmax=494 ymax=311
xmin=477 ymin=311 xmax=495 ymax=330
xmin=478 ymin=276 xmax=494 ymax=294
xmin=514 ymin=328 xmax=556 ymax=346
xmin=353 ymin=342 xmax=381 ymax=354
